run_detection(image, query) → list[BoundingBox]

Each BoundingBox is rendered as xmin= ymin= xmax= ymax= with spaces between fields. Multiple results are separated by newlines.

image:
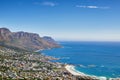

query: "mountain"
xmin=0 ymin=28 xmax=60 ymax=51
xmin=42 ymin=36 xmax=59 ymax=44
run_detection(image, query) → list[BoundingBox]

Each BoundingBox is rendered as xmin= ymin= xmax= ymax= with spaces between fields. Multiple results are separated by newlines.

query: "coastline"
xmin=65 ymin=65 xmax=86 ymax=76
xmin=39 ymin=43 xmax=120 ymax=80
xmin=65 ymin=65 xmax=107 ymax=80
xmin=41 ymin=49 xmax=107 ymax=80
xmin=38 ymin=49 xmax=120 ymax=80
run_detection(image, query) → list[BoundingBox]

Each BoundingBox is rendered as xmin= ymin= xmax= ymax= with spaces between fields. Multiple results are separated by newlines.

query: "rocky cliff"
xmin=0 ymin=28 xmax=60 ymax=51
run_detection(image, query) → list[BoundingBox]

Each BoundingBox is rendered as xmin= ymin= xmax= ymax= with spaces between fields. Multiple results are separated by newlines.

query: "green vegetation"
xmin=0 ymin=45 xmax=72 ymax=80
xmin=0 ymin=44 xmax=95 ymax=80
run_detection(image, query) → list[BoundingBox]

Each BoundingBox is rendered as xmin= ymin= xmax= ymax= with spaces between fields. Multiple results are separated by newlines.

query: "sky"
xmin=0 ymin=0 xmax=120 ymax=41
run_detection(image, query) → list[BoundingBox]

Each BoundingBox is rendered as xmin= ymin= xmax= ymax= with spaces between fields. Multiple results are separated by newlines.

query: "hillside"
xmin=0 ymin=28 xmax=60 ymax=51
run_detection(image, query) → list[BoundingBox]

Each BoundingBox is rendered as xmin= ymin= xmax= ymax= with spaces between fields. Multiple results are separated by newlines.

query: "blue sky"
xmin=0 ymin=0 xmax=120 ymax=41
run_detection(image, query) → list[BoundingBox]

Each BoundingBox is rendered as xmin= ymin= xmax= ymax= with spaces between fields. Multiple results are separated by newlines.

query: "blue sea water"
xmin=41 ymin=41 xmax=120 ymax=78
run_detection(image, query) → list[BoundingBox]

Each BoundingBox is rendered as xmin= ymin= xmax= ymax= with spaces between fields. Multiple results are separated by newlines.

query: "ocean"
xmin=41 ymin=41 xmax=120 ymax=78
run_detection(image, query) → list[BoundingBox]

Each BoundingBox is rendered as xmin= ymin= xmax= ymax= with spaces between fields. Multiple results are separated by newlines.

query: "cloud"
xmin=76 ymin=5 xmax=109 ymax=9
xmin=34 ymin=1 xmax=57 ymax=7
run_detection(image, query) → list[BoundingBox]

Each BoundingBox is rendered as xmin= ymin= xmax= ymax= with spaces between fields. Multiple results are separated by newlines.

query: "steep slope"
xmin=42 ymin=36 xmax=60 ymax=47
xmin=0 ymin=28 xmax=60 ymax=51
xmin=0 ymin=28 xmax=13 ymax=42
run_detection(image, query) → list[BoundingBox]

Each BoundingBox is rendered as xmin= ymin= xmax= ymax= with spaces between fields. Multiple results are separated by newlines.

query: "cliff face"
xmin=0 ymin=28 xmax=60 ymax=51
xmin=0 ymin=28 xmax=12 ymax=41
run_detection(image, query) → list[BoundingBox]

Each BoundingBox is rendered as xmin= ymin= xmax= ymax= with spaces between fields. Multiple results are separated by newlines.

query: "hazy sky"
xmin=0 ymin=0 xmax=120 ymax=41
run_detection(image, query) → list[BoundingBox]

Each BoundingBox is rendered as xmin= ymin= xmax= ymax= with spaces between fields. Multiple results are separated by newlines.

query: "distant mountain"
xmin=0 ymin=28 xmax=60 ymax=51
xmin=42 ymin=36 xmax=59 ymax=44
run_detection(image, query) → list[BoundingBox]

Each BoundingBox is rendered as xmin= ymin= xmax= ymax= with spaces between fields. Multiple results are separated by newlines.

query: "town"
xmin=0 ymin=45 xmax=94 ymax=80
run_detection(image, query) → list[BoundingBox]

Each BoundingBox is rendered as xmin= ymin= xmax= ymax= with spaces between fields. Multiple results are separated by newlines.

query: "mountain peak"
xmin=0 ymin=27 xmax=11 ymax=33
xmin=0 ymin=28 xmax=60 ymax=51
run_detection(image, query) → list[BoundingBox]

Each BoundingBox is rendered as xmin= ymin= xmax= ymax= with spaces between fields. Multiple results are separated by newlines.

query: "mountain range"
xmin=0 ymin=28 xmax=60 ymax=51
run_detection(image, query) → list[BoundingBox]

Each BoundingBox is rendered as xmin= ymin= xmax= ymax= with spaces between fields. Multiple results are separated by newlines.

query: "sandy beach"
xmin=65 ymin=65 xmax=86 ymax=76
xmin=65 ymin=65 xmax=107 ymax=80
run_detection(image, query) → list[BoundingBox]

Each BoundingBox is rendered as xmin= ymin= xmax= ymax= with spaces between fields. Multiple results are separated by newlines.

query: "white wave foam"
xmin=65 ymin=65 xmax=107 ymax=80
